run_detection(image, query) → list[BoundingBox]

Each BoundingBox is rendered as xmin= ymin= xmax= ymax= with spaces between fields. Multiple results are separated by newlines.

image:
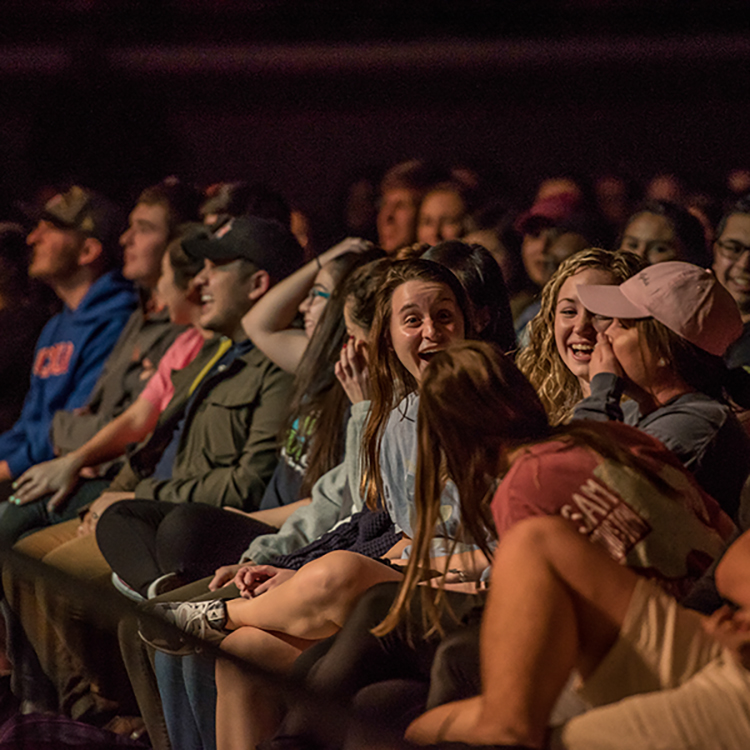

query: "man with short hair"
xmin=49 ymin=177 xmax=201 ymax=458
xmin=713 ymin=196 xmax=750 ymax=368
xmin=376 ymin=160 xmax=442 ymax=254
xmin=4 ymin=215 xmax=302 ymax=724
xmin=0 ymin=180 xmax=201 ymax=546
xmin=0 ymin=186 xmax=138 ymax=489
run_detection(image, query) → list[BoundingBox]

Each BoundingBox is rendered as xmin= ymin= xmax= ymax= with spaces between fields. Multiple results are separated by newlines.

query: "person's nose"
xmin=423 ymin=317 xmax=438 ymax=341
xmin=194 ymin=261 xmax=210 ymax=288
xmin=120 ymin=226 xmax=133 ymax=247
xmin=574 ymin=310 xmax=594 ymax=334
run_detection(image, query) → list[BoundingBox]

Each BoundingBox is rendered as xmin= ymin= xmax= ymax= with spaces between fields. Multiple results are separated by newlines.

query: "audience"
xmin=1 ymin=162 xmax=750 ymax=750
xmin=0 ymin=181 xmax=201 ymax=544
xmin=0 ymin=186 xmax=138 ymax=494
xmin=617 ymin=199 xmax=709 ymax=266
xmin=5 ymin=227 xmax=208 ymax=537
xmin=2 ymin=215 xmax=302 ymax=724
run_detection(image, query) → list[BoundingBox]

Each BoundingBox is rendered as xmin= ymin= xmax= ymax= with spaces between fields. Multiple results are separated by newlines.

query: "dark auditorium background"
xmin=1 ymin=0 xmax=749 ymax=242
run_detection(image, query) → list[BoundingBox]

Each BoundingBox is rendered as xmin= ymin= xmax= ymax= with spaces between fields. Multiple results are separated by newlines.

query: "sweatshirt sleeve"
xmin=571 ymin=372 xmax=626 ymax=423
xmin=241 ymin=400 xmax=371 ymax=564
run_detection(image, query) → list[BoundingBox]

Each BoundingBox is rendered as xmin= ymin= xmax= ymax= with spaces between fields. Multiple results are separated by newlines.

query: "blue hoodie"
xmin=0 ymin=270 xmax=138 ymax=477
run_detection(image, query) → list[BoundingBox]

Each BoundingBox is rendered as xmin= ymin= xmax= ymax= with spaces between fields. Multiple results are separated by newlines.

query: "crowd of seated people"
xmin=0 ymin=161 xmax=749 ymax=750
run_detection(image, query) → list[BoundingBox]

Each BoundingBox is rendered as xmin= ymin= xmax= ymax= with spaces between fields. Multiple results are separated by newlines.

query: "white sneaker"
xmin=138 ymin=599 xmax=228 ymax=655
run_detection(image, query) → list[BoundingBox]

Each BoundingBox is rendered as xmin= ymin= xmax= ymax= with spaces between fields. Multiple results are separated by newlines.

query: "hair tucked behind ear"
xmin=360 ymin=259 xmax=472 ymax=510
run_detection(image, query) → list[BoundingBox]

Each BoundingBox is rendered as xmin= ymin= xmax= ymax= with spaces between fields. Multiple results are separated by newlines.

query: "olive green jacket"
xmin=109 ymin=337 xmax=294 ymax=511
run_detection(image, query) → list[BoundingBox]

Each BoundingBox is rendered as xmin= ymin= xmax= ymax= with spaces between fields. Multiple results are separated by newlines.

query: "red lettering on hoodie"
xmin=33 ymin=342 xmax=75 ymax=379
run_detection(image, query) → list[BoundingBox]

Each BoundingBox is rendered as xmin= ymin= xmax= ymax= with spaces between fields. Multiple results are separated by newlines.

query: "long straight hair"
xmin=360 ymin=259 xmax=473 ymax=509
xmin=285 ymin=248 xmax=384 ymax=495
xmin=375 ymin=340 xmax=683 ymax=637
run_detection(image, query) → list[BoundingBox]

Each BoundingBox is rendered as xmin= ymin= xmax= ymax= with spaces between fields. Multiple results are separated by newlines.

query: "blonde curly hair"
xmin=516 ymin=248 xmax=645 ymax=425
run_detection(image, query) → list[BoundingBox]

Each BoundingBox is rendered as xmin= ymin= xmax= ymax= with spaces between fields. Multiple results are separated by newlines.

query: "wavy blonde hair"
xmin=516 ymin=248 xmax=645 ymax=425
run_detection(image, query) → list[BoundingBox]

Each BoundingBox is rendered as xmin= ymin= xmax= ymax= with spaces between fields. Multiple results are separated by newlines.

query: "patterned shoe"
xmin=138 ymin=599 xmax=228 ymax=655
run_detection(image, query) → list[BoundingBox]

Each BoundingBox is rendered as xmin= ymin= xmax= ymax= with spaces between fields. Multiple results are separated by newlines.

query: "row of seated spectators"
xmin=0 ymin=163 xmax=749 ymax=750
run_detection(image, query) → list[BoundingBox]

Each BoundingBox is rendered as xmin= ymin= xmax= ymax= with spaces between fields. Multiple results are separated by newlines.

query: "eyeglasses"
xmin=305 ymin=288 xmax=331 ymax=303
xmin=715 ymin=239 xmax=750 ymax=261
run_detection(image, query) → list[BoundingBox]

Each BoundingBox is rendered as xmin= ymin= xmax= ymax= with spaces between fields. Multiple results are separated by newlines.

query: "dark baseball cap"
xmin=39 ymin=186 xmax=123 ymax=246
xmin=514 ymin=192 xmax=582 ymax=235
xmin=183 ymin=215 xmax=303 ymax=281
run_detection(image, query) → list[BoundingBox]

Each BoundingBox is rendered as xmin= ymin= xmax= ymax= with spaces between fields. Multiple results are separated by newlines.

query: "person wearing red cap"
xmin=574 ymin=261 xmax=750 ymax=520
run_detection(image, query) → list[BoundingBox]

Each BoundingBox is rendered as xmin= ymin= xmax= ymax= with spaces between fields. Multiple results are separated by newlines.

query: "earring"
xmin=657 ymin=357 xmax=667 ymax=367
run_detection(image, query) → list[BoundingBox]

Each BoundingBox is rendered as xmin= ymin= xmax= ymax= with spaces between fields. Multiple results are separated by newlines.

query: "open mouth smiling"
xmin=569 ymin=343 xmax=595 ymax=359
xmin=418 ymin=350 xmax=440 ymax=364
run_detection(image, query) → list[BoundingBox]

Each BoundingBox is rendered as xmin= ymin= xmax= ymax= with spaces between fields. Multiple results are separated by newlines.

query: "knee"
xmin=155 ymin=505 xmax=202 ymax=554
xmin=498 ymin=515 xmax=574 ymax=562
xmin=294 ymin=552 xmax=366 ymax=598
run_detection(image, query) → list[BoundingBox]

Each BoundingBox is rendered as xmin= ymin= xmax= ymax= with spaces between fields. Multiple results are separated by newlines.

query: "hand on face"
xmin=335 ymin=335 xmax=370 ymax=404
xmin=589 ymin=331 xmax=625 ymax=381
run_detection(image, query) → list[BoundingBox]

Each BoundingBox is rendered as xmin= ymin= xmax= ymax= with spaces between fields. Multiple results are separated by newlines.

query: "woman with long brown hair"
xmin=266 ymin=340 xmax=735 ymax=750
xmin=141 ymin=259 xmax=488 ymax=750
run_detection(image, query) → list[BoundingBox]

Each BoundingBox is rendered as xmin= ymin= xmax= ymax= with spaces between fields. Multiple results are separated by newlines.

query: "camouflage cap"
xmin=40 ymin=186 xmax=123 ymax=245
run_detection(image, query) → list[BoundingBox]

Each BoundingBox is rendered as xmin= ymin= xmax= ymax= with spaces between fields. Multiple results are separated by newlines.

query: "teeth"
xmin=571 ymin=345 xmax=594 ymax=353
xmin=201 ymin=295 xmax=213 ymax=303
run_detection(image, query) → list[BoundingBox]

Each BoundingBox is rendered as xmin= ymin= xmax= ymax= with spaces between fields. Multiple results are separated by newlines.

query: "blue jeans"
xmin=154 ymin=650 xmax=217 ymax=750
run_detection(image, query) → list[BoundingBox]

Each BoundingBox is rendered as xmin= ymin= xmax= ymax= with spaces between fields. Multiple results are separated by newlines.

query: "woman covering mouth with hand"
xmin=516 ymin=248 xmax=645 ymax=425
xmin=573 ymin=260 xmax=750 ymax=520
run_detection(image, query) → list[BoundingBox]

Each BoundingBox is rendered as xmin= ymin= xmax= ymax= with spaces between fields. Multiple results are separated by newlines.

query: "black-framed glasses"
xmin=715 ymin=239 xmax=750 ymax=261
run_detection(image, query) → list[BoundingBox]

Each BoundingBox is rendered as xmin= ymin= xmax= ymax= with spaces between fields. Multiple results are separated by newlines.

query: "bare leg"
xmin=406 ymin=517 xmax=638 ymax=748
xmin=224 ymin=551 xmax=404 ymax=640
xmin=216 ymin=626 xmax=309 ymax=750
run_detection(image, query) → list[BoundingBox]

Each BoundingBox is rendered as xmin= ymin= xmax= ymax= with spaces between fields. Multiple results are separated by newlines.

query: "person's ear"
xmin=247 ymin=269 xmax=271 ymax=301
xmin=78 ymin=237 xmax=104 ymax=267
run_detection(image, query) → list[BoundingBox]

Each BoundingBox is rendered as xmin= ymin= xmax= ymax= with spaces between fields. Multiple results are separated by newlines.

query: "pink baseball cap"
xmin=577 ymin=261 xmax=743 ymax=357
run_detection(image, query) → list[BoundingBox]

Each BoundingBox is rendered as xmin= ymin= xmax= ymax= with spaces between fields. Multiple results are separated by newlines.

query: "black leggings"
xmin=96 ymin=501 xmax=276 ymax=597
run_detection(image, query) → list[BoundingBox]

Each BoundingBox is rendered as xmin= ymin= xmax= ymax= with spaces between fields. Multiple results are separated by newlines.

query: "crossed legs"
xmin=406 ymin=517 xmax=637 ymax=748
xmin=214 ymin=551 xmax=404 ymax=750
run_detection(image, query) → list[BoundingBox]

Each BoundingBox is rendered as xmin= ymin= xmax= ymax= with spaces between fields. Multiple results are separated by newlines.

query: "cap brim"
xmin=577 ymin=284 xmax=649 ymax=319
xmin=181 ymin=235 xmax=234 ymax=263
xmin=39 ymin=210 xmax=78 ymax=231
